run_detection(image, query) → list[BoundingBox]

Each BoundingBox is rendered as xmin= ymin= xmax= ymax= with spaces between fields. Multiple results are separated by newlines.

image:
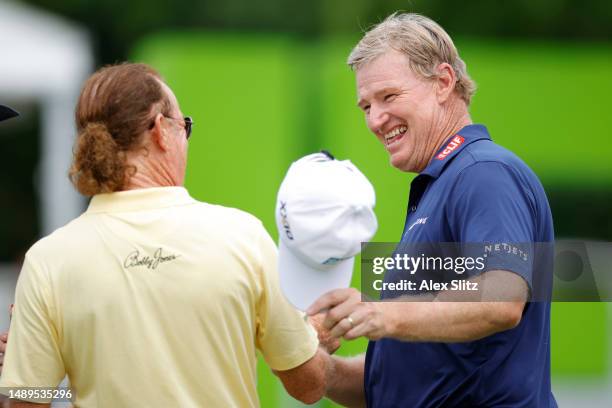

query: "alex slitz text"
xmin=372 ymin=279 xmax=479 ymax=292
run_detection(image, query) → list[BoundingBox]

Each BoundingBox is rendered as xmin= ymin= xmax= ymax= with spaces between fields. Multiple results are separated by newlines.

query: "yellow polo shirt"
xmin=0 ymin=187 xmax=318 ymax=407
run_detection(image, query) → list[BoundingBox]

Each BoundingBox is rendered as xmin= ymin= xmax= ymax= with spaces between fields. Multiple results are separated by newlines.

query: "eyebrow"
xmin=357 ymin=86 xmax=400 ymax=108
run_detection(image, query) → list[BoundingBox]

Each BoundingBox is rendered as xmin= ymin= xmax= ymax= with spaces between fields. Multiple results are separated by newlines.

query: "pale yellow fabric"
xmin=0 ymin=187 xmax=318 ymax=407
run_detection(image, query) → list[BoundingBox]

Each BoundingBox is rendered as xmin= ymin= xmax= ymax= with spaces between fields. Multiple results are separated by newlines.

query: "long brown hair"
xmin=69 ymin=63 xmax=172 ymax=196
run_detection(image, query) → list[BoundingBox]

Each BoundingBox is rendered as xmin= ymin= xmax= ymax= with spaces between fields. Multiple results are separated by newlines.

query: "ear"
xmin=149 ymin=113 xmax=171 ymax=152
xmin=434 ymin=63 xmax=457 ymax=104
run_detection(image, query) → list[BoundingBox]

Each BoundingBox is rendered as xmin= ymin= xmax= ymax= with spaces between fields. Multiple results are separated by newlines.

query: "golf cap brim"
xmin=0 ymin=105 xmax=19 ymax=122
xmin=279 ymin=240 xmax=355 ymax=311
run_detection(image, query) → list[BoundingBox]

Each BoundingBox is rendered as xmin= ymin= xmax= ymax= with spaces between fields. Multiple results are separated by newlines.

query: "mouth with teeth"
xmin=383 ymin=125 xmax=407 ymax=147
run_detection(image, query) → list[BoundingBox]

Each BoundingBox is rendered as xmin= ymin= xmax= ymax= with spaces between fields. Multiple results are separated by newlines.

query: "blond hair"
xmin=348 ymin=13 xmax=476 ymax=105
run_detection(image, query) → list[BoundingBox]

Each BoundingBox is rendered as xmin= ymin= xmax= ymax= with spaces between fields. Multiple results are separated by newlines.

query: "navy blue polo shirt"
xmin=364 ymin=124 xmax=557 ymax=407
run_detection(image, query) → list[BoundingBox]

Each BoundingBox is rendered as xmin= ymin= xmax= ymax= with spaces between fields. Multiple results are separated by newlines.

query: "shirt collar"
xmin=420 ymin=124 xmax=491 ymax=179
xmin=86 ymin=187 xmax=195 ymax=214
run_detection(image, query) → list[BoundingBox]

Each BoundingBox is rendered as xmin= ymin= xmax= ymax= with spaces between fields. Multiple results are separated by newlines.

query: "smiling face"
xmin=356 ymin=49 xmax=444 ymax=173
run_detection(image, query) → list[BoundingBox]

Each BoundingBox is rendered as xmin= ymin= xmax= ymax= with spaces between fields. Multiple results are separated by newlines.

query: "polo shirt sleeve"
xmin=447 ymin=161 xmax=535 ymax=289
xmin=0 ymin=252 xmax=65 ymax=399
xmin=253 ymin=225 xmax=319 ymax=371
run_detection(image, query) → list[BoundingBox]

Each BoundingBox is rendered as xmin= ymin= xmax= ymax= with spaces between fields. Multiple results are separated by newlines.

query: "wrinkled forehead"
xmin=355 ymin=50 xmax=415 ymax=99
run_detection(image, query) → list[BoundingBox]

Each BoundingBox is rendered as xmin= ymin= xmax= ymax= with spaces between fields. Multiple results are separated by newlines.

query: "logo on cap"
xmin=436 ymin=135 xmax=465 ymax=160
xmin=279 ymin=201 xmax=294 ymax=240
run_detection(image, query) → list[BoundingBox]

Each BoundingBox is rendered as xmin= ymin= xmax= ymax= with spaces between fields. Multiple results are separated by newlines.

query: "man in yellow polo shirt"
xmin=0 ymin=64 xmax=329 ymax=407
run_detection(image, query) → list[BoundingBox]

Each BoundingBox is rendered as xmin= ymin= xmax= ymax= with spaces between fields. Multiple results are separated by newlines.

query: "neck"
xmin=419 ymin=99 xmax=472 ymax=172
xmin=123 ymin=150 xmax=179 ymax=191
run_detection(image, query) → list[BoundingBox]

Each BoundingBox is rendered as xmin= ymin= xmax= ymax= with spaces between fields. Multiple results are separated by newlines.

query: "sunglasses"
xmin=150 ymin=115 xmax=194 ymax=140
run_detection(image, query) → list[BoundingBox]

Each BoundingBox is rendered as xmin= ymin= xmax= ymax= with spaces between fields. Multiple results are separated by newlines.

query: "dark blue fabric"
xmin=364 ymin=125 xmax=556 ymax=407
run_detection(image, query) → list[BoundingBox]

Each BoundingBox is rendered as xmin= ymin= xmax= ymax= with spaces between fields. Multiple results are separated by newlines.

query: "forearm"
xmin=381 ymin=270 xmax=527 ymax=342
xmin=325 ymin=354 xmax=366 ymax=408
xmin=308 ymin=272 xmax=526 ymax=360
xmin=274 ymin=347 xmax=328 ymax=404
xmin=383 ymin=300 xmax=523 ymax=342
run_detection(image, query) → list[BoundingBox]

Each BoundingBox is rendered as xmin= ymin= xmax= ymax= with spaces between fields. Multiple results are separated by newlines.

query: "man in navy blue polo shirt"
xmin=307 ymin=13 xmax=556 ymax=407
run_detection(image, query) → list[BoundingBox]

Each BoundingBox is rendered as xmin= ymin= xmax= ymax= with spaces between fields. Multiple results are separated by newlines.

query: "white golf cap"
xmin=276 ymin=151 xmax=378 ymax=311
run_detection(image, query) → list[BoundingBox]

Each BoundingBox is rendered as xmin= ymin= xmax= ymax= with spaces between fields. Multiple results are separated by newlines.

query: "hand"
xmin=307 ymin=288 xmax=390 ymax=341
xmin=308 ymin=312 xmax=341 ymax=354
xmin=0 ymin=331 xmax=7 ymax=374
xmin=1 ymin=304 xmax=13 ymax=375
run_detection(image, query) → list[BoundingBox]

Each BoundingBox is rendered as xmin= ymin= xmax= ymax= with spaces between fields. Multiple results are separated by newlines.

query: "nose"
xmin=367 ymin=104 xmax=389 ymax=136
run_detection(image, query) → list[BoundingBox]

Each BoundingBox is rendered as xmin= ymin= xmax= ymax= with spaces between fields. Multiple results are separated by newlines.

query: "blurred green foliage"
xmin=21 ymin=0 xmax=612 ymax=64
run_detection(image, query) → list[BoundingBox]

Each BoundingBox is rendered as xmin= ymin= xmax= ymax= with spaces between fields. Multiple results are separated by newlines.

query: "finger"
xmin=0 ymin=333 xmax=7 ymax=342
xmin=343 ymin=321 xmax=369 ymax=340
xmin=342 ymin=308 xmax=372 ymax=340
xmin=307 ymin=288 xmax=354 ymax=316
xmin=322 ymin=296 xmax=360 ymax=330
xmin=340 ymin=307 xmax=373 ymax=340
xmin=329 ymin=317 xmax=353 ymax=339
